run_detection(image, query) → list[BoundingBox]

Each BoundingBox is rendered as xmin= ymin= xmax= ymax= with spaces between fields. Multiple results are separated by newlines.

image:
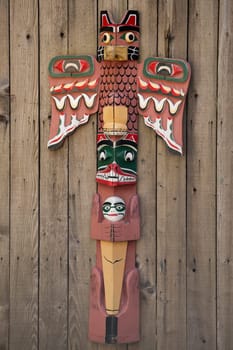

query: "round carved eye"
xmin=99 ymin=150 xmax=106 ymax=161
xmin=125 ymin=32 xmax=136 ymax=43
xmin=102 ymin=203 xmax=111 ymax=213
xmin=115 ymin=203 xmax=125 ymax=212
xmin=102 ymin=32 xmax=112 ymax=44
xmin=124 ymin=151 xmax=134 ymax=161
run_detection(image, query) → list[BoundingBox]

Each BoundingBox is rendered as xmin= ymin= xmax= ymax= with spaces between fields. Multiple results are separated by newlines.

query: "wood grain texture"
xmin=128 ymin=1 xmax=157 ymax=349
xmin=0 ymin=0 xmax=232 ymax=349
xmin=0 ymin=1 xmax=9 ymax=349
xmin=156 ymin=1 xmax=188 ymax=350
xmin=39 ymin=1 xmax=69 ymax=349
xmin=9 ymin=1 xmax=39 ymax=349
xmin=187 ymin=0 xmax=218 ymax=349
xmin=67 ymin=1 xmax=98 ymax=349
xmin=217 ymin=1 xmax=233 ymax=349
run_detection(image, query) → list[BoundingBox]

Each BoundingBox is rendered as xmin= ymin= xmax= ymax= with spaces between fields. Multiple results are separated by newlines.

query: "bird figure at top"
xmin=48 ymin=10 xmax=190 ymax=155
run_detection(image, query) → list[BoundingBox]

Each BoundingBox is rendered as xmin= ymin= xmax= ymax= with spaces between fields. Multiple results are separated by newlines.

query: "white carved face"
xmin=102 ymin=196 xmax=126 ymax=222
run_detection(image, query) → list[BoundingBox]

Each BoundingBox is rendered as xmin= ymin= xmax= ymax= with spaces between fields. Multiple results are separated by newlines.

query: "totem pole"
xmin=48 ymin=10 xmax=191 ymax=344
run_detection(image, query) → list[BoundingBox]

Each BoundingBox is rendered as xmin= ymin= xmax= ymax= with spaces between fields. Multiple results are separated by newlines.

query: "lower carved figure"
xmin=89 ymin=188 xmax=140 ymax=343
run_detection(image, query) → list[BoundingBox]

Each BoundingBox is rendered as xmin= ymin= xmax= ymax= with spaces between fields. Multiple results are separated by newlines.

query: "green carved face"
xmin=98 ymin=144 xmax=137 ymax=173
xmin=96 ymin=136 xmax=137 ymax=186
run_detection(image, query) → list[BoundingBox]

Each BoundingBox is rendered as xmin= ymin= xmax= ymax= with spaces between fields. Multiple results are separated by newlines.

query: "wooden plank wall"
xmin=0 ymin=0 xmax=232 ymax=349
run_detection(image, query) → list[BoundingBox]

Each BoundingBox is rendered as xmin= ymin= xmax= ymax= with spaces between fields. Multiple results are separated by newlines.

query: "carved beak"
xmin=104 ymin=46 xmax=128 ymax=61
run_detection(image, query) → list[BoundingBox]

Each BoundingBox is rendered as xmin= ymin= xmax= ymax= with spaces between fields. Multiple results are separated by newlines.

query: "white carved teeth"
xmin=153 ymin=97 xmax=167 ymax=112
xmin=138 ymin=94 xmax=151 ymax=109
xmin=67 ymin=94 xmax=82 ymax=109
xmin=138 ymin=93 xmax=182 ymax=115
xmin=96 ymin=172 xmax=135 ymax=183
xmin=167 ymin=99 xmax=182 ymax=115
xmin=82 ymin=93 xmax=97 ymax=108
xmin=52 ymin=93 xmax=97 ymax=110
xmin=52 ymin=95 xmax=67 ymax=111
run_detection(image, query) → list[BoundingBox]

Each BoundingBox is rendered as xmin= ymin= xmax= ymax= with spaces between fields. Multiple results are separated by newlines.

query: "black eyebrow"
xmin=116 ymin=139 xmax=138 ymax=148
xmin=118 ymin=26 xmax=140 ymax=33
xmin=100 ymin=27 xmax=114 ymax=33
xmin=97 ymin=140 xmax=113 ymax=147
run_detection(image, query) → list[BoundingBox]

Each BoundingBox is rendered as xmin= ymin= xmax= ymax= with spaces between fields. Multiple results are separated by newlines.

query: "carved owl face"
xmin=97 ymin=10 xmax=140 ymax=62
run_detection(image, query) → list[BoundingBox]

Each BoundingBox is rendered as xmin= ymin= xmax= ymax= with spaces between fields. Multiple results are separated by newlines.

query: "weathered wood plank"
xmin=99 ymin=0 xmax=127 ymax=23
xmin=217 ymin=1 xmax=233 ymax=349
xmin=128 ymin=1 xmax=157 ymax=349
xmin=39 ymin=1 xmax=69 ymax=349
xmin=1 ymin=1 xmax=230 ymax=349
xmin=187 ymin=0 xmax=218 ymax=349
xmin=0 ymin=1 xmax=10 ymax=349
xmin=67 ymin=1 xmax=98 ymax=349
xmin=9 ymin=1 xmax=39 ymax=349
xmin=156 ymin=1 xmax=188 ymax=350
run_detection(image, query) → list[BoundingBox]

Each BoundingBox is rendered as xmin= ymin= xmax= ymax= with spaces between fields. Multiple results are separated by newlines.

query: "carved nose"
xmin=109 ymin=162 xmax=120 ymax=172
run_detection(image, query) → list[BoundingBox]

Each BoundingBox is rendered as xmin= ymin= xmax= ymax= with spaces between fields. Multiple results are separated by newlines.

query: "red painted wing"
xmin=137 ymin=57 xmax=191 ymax=154
xmin=48 ymin=55 xmax=100 ymax=149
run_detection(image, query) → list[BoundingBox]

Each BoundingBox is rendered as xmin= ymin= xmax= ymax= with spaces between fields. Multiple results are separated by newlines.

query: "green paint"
xmin=143 ymin=57 xmax=188 ymax=83
xmin=49 ymin=55 xmax=94 ymax=78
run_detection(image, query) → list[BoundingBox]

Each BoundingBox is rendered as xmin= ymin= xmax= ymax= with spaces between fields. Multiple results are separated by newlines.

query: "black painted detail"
xmin=105 ymin=316 xmax=118 ymax=344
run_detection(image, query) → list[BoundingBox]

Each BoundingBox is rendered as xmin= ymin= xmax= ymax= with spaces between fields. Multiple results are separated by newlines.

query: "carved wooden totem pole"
xmin=48 ymin=10 xmax=191 ymax=344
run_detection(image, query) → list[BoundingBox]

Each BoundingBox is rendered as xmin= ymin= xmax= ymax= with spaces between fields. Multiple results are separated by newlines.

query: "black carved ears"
xmin=100 ymin=10 xmax=139 ymax=28
xmin=120 ymin=10 xmax=139 ymax=26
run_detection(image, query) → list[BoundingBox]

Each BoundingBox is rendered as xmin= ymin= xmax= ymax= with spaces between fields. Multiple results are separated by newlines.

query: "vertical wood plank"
xmin=128 ymin=1 xmax=157 ymax=349
xmin=67 ymin=1 xmax=98 ymax=349
xmin=156 ymin=1 xmax=188 ymax=350
xmin=187 ymin=1 xmax=218 ymax=349
xmin=0 ymin=1 xmax=10 ymax=349
xmin=98 ymin=0 xmax=128 ymax=23
xmin=217 ymin=1 xmax=233 ymax=349
xmin=39 ymin=1 xmax=69 ymax=349
xmin=9 ymin=0 xmax=39 ymax=349
xmin=2 ymin=1 xmax=229 ymax=349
